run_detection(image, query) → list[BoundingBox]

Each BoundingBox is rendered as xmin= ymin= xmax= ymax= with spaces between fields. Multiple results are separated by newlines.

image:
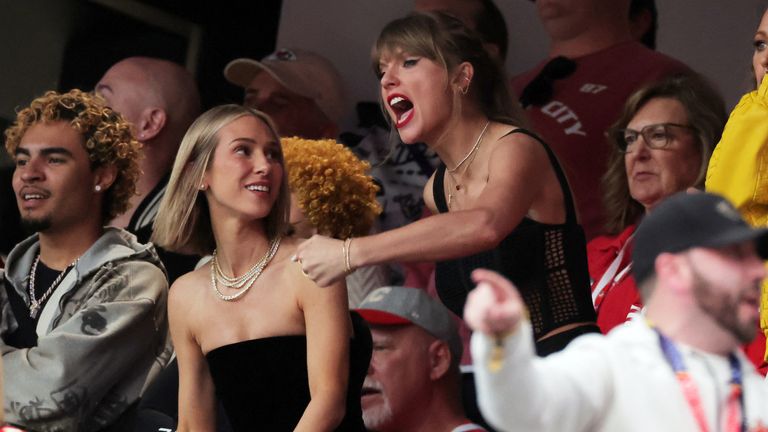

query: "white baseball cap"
xmin=224 ymin=48 xmax=347 ymax=124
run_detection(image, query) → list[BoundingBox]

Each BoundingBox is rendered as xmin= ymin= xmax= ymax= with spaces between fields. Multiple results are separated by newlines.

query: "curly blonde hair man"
xmin=5 ymin=89 xmax=141 ymax=222
xmin=282 ymin=137 xmax=381 ymax=239
xmin=1 ymin=89 xmax=167 ymax=432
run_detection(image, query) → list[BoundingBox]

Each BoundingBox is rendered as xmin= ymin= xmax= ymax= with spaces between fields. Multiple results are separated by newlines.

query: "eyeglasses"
xmin=610 ymin=123 xmax=696 ymax=153
xmin=518 ymin=56 xmax=577 ymax=108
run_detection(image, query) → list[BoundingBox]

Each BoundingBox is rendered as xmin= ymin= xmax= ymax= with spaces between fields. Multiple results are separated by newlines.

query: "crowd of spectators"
xmin=1 ymin=0 xmax=767 ymax=431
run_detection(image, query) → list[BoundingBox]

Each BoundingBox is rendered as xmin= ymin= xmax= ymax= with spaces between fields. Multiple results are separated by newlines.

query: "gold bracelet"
xmin=343 ymin=238 xmax=353 ymax=274
xmin=487 ymin=312 xmax=526 ymax=373
xmin=488 ymin=331 xmax=511 ymax=373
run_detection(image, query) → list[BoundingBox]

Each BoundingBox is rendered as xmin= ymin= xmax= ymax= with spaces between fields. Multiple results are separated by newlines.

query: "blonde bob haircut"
xmin=152 ymin=105 xmax=289 ymax=255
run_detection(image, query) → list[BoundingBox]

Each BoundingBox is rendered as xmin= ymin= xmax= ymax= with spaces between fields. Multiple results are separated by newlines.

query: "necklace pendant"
xmin=29 ymin=301 xmax=39 ymax=319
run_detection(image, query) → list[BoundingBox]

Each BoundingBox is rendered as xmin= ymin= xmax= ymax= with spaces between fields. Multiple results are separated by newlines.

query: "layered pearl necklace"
xmin=210 ymin=237 xmax=281 ymax=301
xmin=447 ymin=121 xmax=490 ymax=209
xmin=28 ymin=254 xmax=80 ymax=319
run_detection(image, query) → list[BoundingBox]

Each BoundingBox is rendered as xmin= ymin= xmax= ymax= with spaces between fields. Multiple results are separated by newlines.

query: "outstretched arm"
xmin=295 ymin=132 xmax=554 ymax=286
xmin=466 ymin=269 xmax=612 ymax=432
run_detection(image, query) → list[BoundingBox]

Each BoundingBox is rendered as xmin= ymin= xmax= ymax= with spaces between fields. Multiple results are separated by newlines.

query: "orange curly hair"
xmin=282 ymin=137 xmax=381 ymax=239
xmin=5 ymin=89 xmax=142 ymax=222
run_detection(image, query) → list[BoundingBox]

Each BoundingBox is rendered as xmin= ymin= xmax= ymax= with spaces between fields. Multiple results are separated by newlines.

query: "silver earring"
xmin=199 ymin=184 xmax=206 ymax=191
xmin=461 ymin=77 xmax=470 ymax=95
xmin=94 ymin=185 xmax=102 ymax=192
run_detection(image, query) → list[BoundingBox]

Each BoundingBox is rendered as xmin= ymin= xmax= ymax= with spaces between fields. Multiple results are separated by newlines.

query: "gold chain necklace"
xmin=447 ymin=121 xmax=490 ymax=173
xmin=211 ymin=237 xmax=281 ymax=301
xmin=447 ymin=121 xmax=490 ymax=209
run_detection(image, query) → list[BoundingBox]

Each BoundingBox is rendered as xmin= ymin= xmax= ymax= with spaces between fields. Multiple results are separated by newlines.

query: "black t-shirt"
xmin=4 ymin=259 xmax=70 ymax=348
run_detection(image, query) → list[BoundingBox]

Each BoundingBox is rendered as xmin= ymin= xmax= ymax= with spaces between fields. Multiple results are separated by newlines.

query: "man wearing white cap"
xmin=356 ymin=286 xmax=487 ymax=432
xmin=224 ymin=48 xmax=347 ymax=139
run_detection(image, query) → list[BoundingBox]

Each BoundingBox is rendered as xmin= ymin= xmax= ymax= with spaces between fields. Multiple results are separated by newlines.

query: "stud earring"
xmin=94 ymin=185 xmax=102 ymax=192
xmin=199 ymin=184 xmax=207 ymax=191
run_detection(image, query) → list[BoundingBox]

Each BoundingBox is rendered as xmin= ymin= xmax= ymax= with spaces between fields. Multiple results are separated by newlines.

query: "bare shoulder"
xmin=488 ymin=124 xmax=549 ymax=165
xmin=263 ymin=236 xmax=314 ymax=291
xmin=282 ymin=237 xmax=346 ymax=301
xmin=278 ymin=235 xmax=301 ymax=258
xmin=493 ymin=125 xmax=545 ymax=151
xmin=169 ymin=266 xmax=209 ymax=308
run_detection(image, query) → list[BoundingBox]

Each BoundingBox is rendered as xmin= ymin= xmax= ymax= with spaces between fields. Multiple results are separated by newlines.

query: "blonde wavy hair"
xmin=4 ymin=89 xmax=141 ymax=222
xmin=153 ymin=105 xmax=289 ymax=255
xmin=282 ymin=137 xmax=381 ymax=239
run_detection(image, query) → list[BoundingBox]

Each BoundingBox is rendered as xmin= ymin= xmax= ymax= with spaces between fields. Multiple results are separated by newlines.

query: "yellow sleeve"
xmin=763 ymin=287 xmax=768 ymax=346
xmin=706 ymin=78 xmax=768 ymax=227
xmin=706 ymin=78 xmax=768 ymax=360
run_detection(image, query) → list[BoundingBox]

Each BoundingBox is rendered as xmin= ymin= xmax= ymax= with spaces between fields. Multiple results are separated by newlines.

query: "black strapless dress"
xmin=206 ymin=314 xmax=370 ymax=431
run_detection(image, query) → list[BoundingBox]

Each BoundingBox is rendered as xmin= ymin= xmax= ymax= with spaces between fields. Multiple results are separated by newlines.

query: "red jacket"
xmin=588 ymin=224 xmax=639 ymax=334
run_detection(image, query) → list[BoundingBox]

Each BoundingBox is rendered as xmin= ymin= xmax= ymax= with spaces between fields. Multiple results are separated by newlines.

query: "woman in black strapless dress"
xmin=153 ymin=105 xmax=366 ymax=430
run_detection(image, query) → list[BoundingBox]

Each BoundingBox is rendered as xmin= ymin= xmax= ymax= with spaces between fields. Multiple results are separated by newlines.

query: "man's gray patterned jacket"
xmin=0 ymin=227 xmax=171 ymax=431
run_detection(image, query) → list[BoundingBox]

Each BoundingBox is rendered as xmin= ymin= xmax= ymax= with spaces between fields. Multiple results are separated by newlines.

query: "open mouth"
xmin=19 ymin=188 xmax=50 ymax=204
xmin=23 ymin=193 xmax=47 ymax=200
xmin=387 ymin=94 xmax=414 ymax=128
xmin=245 ymin=184 xmax=270 ymax=193
xmin=18 ymin=192 xmax=49 ymax=211
xmin=360 ymin=386 xmax=381 ymax=397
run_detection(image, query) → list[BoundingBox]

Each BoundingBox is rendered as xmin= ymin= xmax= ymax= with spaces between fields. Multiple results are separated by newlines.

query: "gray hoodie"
xmin=0 ymin=227 xmax=171 ymax=431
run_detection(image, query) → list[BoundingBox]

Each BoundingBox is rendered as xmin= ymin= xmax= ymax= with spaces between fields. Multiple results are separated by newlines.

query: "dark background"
xmin=60 ymin=0 xmax=283 ymax=110
xmin=0 ymin=0 xmax=284 ymax=253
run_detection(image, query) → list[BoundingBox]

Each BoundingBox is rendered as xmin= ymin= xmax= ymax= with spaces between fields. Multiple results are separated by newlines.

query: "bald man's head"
xmin=96 ymin=57 xmax=201 ymax=150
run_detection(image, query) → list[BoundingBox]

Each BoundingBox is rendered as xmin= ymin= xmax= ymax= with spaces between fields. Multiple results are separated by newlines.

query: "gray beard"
xmin=362 ymin=382 xmax=393 ymax=431
xmin=362 ymin=401 xmax=393 ymax=432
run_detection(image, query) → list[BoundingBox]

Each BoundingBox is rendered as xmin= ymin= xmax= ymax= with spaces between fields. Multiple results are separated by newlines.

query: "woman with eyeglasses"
xmin=295 ymin=12 xmax=598 ymax=355
xmin=589 ymin=73 xmax=726 ymax=334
